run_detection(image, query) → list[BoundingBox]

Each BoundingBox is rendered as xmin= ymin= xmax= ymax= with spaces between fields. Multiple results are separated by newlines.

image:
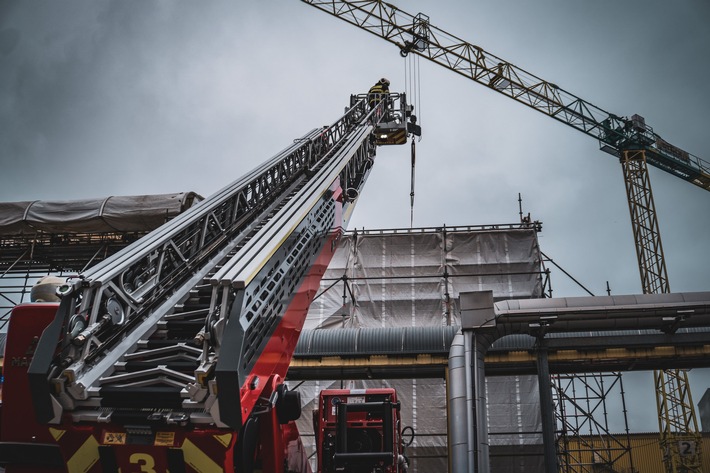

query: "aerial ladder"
xmin=0 ymin=92 xmax=419 ymax=472
xmin=300 ymin=1 xmax=709 ymax=472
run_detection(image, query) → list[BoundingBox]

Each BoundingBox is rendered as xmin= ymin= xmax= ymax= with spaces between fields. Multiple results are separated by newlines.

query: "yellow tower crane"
xmin=301 ymin=1 xmax=709 ymax=472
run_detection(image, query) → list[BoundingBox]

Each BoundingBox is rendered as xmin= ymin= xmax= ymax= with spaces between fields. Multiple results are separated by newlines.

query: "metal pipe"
xmin=448 ymin=329 xmax=493 ymax=473
xmin=447 ymin=331 xmax=469 ymax=473
xmin=464 ymin=331 xmax=475 ymax=471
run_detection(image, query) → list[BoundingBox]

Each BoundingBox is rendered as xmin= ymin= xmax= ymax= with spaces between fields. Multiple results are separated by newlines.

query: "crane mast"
xmin=301 ymin=1 xmax=706 ymax=472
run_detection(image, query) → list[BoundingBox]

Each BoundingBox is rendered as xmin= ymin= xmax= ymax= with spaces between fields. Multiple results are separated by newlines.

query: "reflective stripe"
xmin=181 ymin=438 xmax=223 ymax=473
xmin=49 ymin=427 xmax=66 ymax=441
xmin=213 ymin=434 xmax=233 ymax=448
xmin=67 ymin=435 xmax=100 ymax=473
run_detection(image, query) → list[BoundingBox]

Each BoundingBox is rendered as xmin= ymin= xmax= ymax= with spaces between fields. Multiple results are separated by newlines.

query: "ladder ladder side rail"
xmin=209 ymin=97 xmax=377 ymax=287
xmin=214 ymin=124 xmax=374 ymax=289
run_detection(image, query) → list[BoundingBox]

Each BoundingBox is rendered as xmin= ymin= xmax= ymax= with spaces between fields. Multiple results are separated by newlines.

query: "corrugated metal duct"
xmin=294 ymin=325 xmax=460 ymax=357
xmin=294 ymin=325 xmax=710 ymax=359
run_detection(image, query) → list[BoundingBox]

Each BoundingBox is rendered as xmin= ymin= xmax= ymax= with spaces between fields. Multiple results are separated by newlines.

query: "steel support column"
xmin=536 ymin=344 xmax=558 ymax=473
xmin=655 ymin=369 xmax=703 ymax=472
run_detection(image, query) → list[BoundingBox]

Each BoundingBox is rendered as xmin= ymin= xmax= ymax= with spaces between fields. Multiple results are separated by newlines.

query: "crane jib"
xmin=302 ymin=0 xmax=710 ymax=192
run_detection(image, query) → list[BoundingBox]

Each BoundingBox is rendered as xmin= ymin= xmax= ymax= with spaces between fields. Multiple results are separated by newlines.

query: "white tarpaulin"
xmin=0 ymin=192 xmax=201 ymax=235
xmin=291 ymin=225 xmax=544 ymax=472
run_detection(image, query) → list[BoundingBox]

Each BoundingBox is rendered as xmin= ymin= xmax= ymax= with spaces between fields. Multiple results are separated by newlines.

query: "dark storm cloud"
xmin=1 ymin=3 xmax=99 ymax=153
xmin=0 ymin=28 xmax=20 ymax=56
xmin=0 ymin=1 xmax=247 ymax=199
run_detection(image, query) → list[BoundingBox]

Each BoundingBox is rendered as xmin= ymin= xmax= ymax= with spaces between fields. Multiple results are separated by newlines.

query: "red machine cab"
xmin=314 ymin=388 xmax=409 ymax=473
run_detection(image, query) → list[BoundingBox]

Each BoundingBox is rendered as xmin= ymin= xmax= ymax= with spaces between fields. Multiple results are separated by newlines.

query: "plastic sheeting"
xmin=487 ymin=376 xmax=544 ymax=471
xmin=291 ymin=226 xmax=544 ymax=472
xmin=306 ymin=227 xmax=542 ymax=331
xmin=0 ymin=192 xmax=202 ymax=235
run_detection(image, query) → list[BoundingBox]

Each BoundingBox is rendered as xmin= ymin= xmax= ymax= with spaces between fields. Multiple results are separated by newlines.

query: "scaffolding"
xmin=554 ymin=372 xmax=635 ymax=473
xmin=0 ymin=231 xmax=147 ymax=329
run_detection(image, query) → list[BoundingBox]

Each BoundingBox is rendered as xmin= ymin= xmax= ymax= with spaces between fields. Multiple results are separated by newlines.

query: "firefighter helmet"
xmin=380 ymin=77 xmax=390 ymax=86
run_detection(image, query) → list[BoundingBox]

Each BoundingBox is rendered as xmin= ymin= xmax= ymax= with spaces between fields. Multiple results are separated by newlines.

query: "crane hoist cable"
xmin=404 ymin=49 xmax=421 ymax=227
xmin=410 ymin=136 xmax=416 ymax=228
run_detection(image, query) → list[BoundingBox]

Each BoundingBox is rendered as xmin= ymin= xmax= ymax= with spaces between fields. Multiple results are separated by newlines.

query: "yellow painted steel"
xmin=655 ymin=369 xmax=703 ymax=473
xmin=213 ymin=433 xmax=233 ymax=448
xmin=565 ymin=433 xmax=710 ymax=473
xmin=621 ymin=150 xmax=669 ymax=294
xmin=49 ymin=427 xmax=66 ymax=441
xmin=487 ymin=345 xmax=710 ymax=365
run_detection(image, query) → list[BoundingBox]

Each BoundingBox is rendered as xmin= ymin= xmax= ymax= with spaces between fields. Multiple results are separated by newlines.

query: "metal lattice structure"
xmin=655 ymin=369 xmax=703 ymax=472
xmin=621 ymin=150 xmax=669 ymax=295
xmin=554 ymin=373 xmax=634 ymax=473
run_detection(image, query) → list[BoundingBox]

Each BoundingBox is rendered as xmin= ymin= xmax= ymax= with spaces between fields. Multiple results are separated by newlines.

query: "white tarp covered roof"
xmin=306 ymin=226 xmax=543 ymax=330
xmin=0 ymin=192 xmax=201 ymax=235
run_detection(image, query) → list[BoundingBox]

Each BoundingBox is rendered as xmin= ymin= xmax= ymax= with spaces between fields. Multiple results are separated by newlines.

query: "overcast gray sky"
xmin=1 ymin=0 xmax=708 ymax=432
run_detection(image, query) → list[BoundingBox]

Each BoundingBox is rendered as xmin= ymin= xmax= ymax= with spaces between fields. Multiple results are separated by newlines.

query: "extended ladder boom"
xmin=302 ymin=0 xmax=710 ymax=191
xmin=28 ymin=93 xmax=414 ymax=430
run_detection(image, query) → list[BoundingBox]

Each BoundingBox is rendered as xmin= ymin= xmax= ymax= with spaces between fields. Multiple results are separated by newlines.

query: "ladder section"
xmin=29 ymin=94 xmax=406 ymax=426
xmin=96 ymin=180 xmax=310 ymax=412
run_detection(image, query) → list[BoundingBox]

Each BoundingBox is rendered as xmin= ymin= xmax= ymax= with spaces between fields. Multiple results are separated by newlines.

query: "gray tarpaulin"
xmin=291 ymin=226 xmax=544 ymax=472
xmin=0 ymin=192 xmax=201 ymax=235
